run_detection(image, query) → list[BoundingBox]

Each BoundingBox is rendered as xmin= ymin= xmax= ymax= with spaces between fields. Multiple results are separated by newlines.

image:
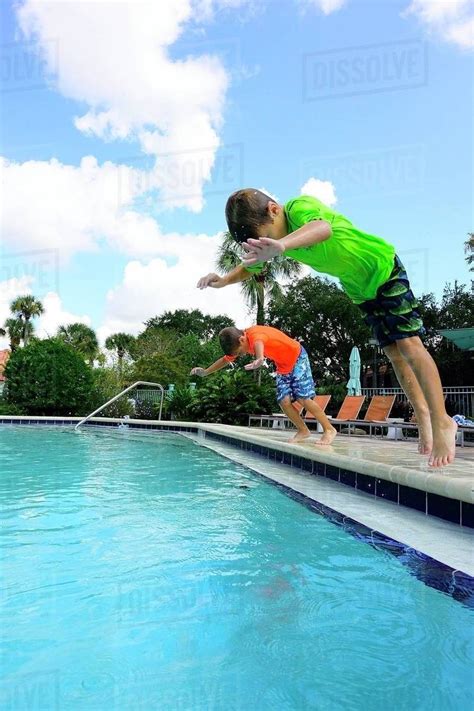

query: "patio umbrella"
xmin=347 ymin=346 xmax=362 ymax=395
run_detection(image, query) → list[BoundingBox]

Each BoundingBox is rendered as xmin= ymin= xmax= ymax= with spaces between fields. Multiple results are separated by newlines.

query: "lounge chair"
xmin=248 ymin=401 xmax=304 ymax=429
xmin=331 ymin=394 xmax=396 ymax=437
xmin=364 ymin=395 xmax=396 ymax=421
xmin=302 ymin=394 xmax=331 ymax=420
xmin=331 ymin=395 xmax=366 ymax=422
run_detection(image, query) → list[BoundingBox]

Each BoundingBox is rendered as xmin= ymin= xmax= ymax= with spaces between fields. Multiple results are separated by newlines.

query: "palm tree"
xmin=2 ymin=318 xmax=25 ymax=352
xmin=10 ymin=295 xmax=44 ymax=346
xmin=105 ymin=333 xmax=135 ymax=380
xmin=465 ymin=233 xmax=473 ymax=273
xmin=216 ymin=231 xmax=302 ymax=324
xmin=57 ymin=323 xmax=99 ymax=364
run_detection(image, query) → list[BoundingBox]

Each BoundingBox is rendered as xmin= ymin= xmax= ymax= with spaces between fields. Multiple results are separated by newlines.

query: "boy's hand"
xmin=242 ymin=238 xmax=284 ymax=266
xmin=197 ymin=273 xmax=224 ymax=289
xmin=244 ymin=357 xmax=265 ymax=371
xmin=190 ymin=367 xmax=207 ymax=377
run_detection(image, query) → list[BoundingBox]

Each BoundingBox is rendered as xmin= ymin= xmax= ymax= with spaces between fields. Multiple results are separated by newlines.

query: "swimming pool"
xmin=1 ymin=426 xmax=473 ymax=710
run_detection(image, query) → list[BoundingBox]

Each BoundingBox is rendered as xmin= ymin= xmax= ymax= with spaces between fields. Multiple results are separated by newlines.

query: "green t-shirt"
xmin=245 ymin=195 xmax=396 ymax=304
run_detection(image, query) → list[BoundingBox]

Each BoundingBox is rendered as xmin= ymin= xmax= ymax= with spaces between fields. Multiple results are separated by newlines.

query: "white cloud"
xmin=0 ymin=156 xmax=170 ymax=260
xmin=300 ymin=177 xmax=338 ymax=206
xmin=36 ymin=292 xmax=91 ymax=340
xmin=298 ymin=0 xmax=347 ymax=15
xmin=403 ymin=0 xmax=474 ymax=50
xmin=98 ymin=231 xmax=251 ymax=343
xmin=16 ymin=0 xmax=236 ymax=211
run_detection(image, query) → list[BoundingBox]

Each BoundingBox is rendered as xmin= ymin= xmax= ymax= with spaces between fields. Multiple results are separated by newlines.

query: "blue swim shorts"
xmin=276 ymin=347 xmax=316 ymax=404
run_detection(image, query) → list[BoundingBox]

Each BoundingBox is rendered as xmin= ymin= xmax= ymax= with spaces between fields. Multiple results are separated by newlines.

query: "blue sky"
xmin=0 ymin=0 xmax=472 ymax=344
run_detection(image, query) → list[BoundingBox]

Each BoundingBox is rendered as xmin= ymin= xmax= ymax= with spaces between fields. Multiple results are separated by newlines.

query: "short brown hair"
xmin=225 ymin=188 xmax=274 ymax=243
xmin=219 ymin=327 xmax=244 ymax=355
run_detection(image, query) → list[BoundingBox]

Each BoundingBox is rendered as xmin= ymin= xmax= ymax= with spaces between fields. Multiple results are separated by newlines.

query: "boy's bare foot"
xmin=290 ymin=430 xmax=311 ymax=443
xmin=417 ymin=414 xmax=433 ymax=455
xmin=428 ymin=418 xmax=457 ymax=467
xmin=315 ymin=427 xmax=337 ymax=446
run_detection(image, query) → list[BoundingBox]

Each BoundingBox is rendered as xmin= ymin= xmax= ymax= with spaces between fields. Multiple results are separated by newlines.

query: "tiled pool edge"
xmin=1 ymin=416 xmax=472 ymax=529
xmin=203 ymin=429 xmax=474 ymax=529
xmin=195 ymin=434 xmax=474 ymax=610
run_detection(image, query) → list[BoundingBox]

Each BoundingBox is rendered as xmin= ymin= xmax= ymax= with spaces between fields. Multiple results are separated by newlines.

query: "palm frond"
xmin=215 ymin=230 xmax=304 ymax=322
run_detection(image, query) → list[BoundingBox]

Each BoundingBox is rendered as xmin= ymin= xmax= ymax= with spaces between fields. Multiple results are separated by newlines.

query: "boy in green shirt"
xmin=197 ymin=190 xmax=457 ymax=467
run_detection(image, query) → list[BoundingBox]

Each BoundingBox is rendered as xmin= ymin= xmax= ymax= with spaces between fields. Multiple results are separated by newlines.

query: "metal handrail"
xmin=74 ymin=381 xmax=165 ymax=430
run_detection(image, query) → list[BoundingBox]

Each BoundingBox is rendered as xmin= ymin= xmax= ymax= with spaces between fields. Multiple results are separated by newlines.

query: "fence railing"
xmin=361 ymin=386 xmax=474 ymax=417
xmin=135 ymin=388 xmax=163 ymax=404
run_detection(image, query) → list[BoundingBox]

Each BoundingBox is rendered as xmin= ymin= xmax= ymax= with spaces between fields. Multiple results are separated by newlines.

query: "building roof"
xmin=0 ymin=349 xmax=10 ymax=381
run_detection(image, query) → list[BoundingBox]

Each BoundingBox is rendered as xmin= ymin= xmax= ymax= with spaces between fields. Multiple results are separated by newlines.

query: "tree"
xmin=216 ymin=232 xmax=302 ymax=324
xmin=267 ymin=275 xmax=372 ymax=381
xmin=105 ymin=333 xmax=135 ymax=379
xmin=2 ymin=318 xmax=26 ymax=352
xmin=174 ymin=332 xmax=223 ymax=371
xmin=465 ymin=233 xmax=473 ymax=273
xmin=143 ymin=309 xmax=234 ymax=340
xmin=57 ymin=323 xmax=99 ymax=364
xmin=10 ymin=295 xmax=44 ymax=346
xmin=131 ymin=352 xmax=188 ymax=388
xmin=418 ymin=282 xmax=474 ymax=386
xmin=438 ymin=281 xmax=473 ymax=329
xmin=131 ymin=327 xmax=176 ymax=361
xmin=4 ymin=338 xmax=94 ymax=415
xmin=129 ymin=324 xmax=223 ymax=389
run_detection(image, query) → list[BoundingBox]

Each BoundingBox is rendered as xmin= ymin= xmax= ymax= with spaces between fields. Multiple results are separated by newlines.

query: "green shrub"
xmin=4 ymin=338 xmax=94 ymax=416
xmin=166 ymin=384 xmax=198 ymax=421
xmin=0 ymin=399 xmax=25 ymax=416
xmin=91 ymin=368 xmax=135 ymax=418
xmin=190 ymin=369 xmax=277 ymax=425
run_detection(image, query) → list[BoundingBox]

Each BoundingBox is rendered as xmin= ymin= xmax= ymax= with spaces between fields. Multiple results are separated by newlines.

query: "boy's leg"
xmin=279 ymin=396 xmax=311 ymax=442
xmin=300 ymin=398 xmax=337 ymax=445
xmin=383 ymin=342 xmax=432 ymax=454
xmin=359 ymin=256 xmax=455 ymax=466
xmin=394 ymin=336 xmax=457 ymax=467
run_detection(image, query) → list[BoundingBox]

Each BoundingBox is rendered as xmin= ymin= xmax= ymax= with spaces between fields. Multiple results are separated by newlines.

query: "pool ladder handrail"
xmin=74 ymin=381 xmax=165 ymax=430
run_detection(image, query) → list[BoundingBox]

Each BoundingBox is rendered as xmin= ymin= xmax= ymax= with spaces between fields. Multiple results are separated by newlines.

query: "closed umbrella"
xmin=347 ymin=346 xmax=361 ymax=396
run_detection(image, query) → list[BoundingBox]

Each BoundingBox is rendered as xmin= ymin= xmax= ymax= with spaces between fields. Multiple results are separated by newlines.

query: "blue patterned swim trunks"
xmin=276 ymin=347 xmax=316 ymax=404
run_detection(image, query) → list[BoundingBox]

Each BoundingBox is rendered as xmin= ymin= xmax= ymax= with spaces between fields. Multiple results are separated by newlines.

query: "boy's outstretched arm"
xmin=244 ymin=340 xmax=265 ymax=371
xmin=242 ymin=221 xmax=332 ymax=266
xmin=197 ymin=264 xmax=253 ymax=289
xmin=190 ymin=356 xmax=230 ymax=377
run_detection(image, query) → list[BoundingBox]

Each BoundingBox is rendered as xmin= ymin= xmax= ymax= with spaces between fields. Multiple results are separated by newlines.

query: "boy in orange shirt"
xmin=191 ymin=325 xmax=337 ymax=445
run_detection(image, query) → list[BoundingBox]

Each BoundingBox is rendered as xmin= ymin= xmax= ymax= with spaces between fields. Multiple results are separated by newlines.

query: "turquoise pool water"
xmin=1 ymin=426 xmax=473 ymax=710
